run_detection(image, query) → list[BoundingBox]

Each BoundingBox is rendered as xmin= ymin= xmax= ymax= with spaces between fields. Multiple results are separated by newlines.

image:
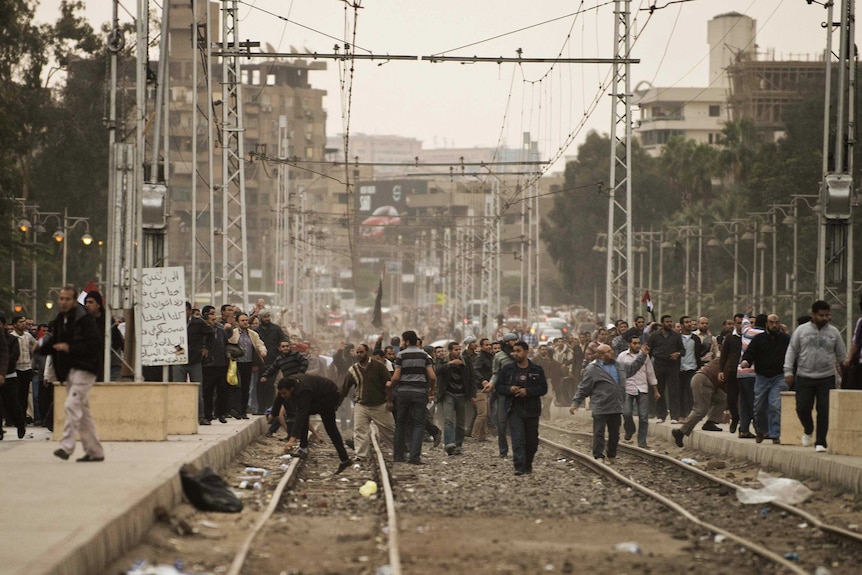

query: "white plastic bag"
xmin=736 ymin=470 xmax=813 ymax=505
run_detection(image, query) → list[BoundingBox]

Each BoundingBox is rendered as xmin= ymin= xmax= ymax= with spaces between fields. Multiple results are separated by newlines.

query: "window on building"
xmin=252 ymin=70 xmax=260 ymax=85
xmin=267 ymin=73 xmax=276 ymax=86
xmin=709 ymin=105 xmax=721 ymax=117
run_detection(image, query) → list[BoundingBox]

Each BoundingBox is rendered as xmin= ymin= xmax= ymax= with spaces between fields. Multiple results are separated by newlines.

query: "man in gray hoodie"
xmin=784 ymin=300 xmax=845 ymax=452
xmin=570 ymin=342 xmax=649 ymax=462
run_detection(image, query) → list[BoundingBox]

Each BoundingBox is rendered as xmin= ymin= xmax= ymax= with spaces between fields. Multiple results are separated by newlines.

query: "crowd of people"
xmin=1 ymin=288 xmax=857 ymax=471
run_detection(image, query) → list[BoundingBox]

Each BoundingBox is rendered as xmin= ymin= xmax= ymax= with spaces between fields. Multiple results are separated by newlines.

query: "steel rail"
xmin=539 ymin=435 xmax=809 ymax=575
xmin=226 ymin=455 xmax=301 ymax=575
xmin=370 ymin=421 xmax=402 ymax=575
xmin=542 ymin=422 xmax=862 ymax=546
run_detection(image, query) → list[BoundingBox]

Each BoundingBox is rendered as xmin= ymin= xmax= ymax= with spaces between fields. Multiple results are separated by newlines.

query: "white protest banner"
xmin=139 ymin=266 xmax=188 ymax=366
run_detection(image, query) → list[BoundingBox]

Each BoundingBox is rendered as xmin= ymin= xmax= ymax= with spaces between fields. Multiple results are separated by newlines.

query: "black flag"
xmin=372 ymin=276 xmax=383 ymax=328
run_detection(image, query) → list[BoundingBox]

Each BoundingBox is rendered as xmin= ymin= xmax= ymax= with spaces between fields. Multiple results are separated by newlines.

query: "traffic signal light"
xmin=13 ymin=302 xmax=23 ymax=313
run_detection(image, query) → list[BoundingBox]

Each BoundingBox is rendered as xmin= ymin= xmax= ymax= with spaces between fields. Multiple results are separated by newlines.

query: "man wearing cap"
xmin=489 ymin=333 xmax=518 ymax=458
xmin=254 ymin=310 xmax=287 ymax=412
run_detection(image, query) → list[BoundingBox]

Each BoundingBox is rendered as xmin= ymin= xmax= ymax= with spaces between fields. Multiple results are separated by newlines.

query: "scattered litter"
xmin=199 ymin=521 xmax=219 ymax=529
xmin=681 ymin=458 xmax=698 ymax=466
xmin=848 ymin=524 xmax=858 ymax=531
xmin=358 ymin=556 xmax=370 ymax=563
xmin=359 ymin=481 xmax=378 ymax=497
xmin=784 ymin=552 xmax=800 ymax=562
xmin=280 ymin=454 xmax=293 ymax=460
xmin=375 ymin=566 xmax=394 ymax=575
xmin=124 ymin=559 xmax=211 ymax=575
xmin=535 ymin=519 xmax=543 ymax=524
xmin=238 ymin=481 xmax=262 ymax=490
xmin=704 ymin=460 xmax=726 ymax=470
xmin=613 ymin=541 xmax=642 ymax=554
xmin=243 ymin=467 xmax=270 ymax=476
xmin=814 ymin=567 xmax=834 ymax=575
xmin=179 ymin=465 xmax=243 ymax=513
xmin=798 ymin=522 xmax=809 ymax=529
xmin=760 ymin=508 xmax=771 ymax=517
xmin=279 ymin=464 xmax=290 ymax=471
xmin=714 ymin=534 xmax=726 ymax=543
xmin=736 ymin=471 xmax=813 ymax=505
xmin=544 ymin=563 xmax=555 ymax=571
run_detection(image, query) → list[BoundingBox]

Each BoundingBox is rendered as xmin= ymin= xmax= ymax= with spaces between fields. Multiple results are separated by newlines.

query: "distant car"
xmin=547 ymin=317 xmax=570 ymax=334
xmin=360 ymin=205 xmax=401 ymax=237
xmin=538 ymin=328 xmax=563 ymax=342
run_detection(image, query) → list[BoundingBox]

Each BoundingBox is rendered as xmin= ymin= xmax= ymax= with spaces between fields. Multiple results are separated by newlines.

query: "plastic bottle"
xmin=244 ymin=467 xmax=270 ymax=476
xmin=681 ymin=458 xmax=698 ymax=466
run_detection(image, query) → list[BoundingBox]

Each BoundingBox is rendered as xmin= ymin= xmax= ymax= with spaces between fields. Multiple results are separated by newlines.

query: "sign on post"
xmin=139 ymin=266 xmax=188 ymax=367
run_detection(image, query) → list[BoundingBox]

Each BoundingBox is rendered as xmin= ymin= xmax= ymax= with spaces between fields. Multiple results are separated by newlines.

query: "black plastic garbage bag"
xmin=180 ymin=464 xmax=243 ymax=513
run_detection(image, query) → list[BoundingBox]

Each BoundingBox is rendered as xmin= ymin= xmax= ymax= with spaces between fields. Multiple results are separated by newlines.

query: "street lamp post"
xmin=52 ymin=207 xmax=93 ymax=287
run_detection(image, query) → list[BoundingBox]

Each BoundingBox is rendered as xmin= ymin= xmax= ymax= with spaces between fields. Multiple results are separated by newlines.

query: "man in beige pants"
xmin=40 ymin=286 xmax=105 ymax=462
xmin=672 ymin=358 xmax=726 ymax=448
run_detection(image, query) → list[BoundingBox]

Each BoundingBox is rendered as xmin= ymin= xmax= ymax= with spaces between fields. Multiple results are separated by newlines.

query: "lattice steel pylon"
xmin=480 ymin=184 xmax=501 ymax=335
xmin=605 ymin=0 xmax=634 ymax=323
xmin=816 ymin=0 xmax=856 ymax=345
xmin=219 ymin=0 xmax=249 ymax=305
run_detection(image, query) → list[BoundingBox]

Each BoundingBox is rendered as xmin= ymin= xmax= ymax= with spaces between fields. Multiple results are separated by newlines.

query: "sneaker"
xmin=702 ymin=421 xmax=722 ymax=432
xmin=802 ymin=434 xmax=813 ymax=447
xmin=445 ymin=445 xmax=455 ymax=456
xmin=53 ymin=448 xmax=70 ymax=461
xmin=670 ymin=419 xmax=679 ymax=424
xmin=514 ymin=469 xmax=525 ymax=476
xmin=815 ymin=444 xmax=827 ymax=453
xmin=623 ymin=433 xmax=633 ymax=442
xmin=605 ymin=458 xmax=615 ymax=466
xmin=218 ymin=416 xmax=227 ymax=424
xmin=672 ymin=428 xmax=684 ymax=448
xmin=453 ymin=446 xmax=462 ymax=455
xmin=335 ymin=459 xmax=352 ymax=475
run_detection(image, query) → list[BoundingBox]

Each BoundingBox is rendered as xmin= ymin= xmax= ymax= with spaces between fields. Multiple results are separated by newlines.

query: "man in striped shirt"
xmin=391 ymin=330 xmax=436 ymax=465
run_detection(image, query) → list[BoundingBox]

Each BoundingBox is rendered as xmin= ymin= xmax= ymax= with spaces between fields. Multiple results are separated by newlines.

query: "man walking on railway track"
xmin=570 ymin=342 xmax=649 ymax=463
xmin=496 ymin=341 xmax=548 ymax=475
xmin=340 ymin=343 xmax=395 ymax=461
xmin=391 ymin=330 xmax=436 ymax=465
xmin=281 ymin=374 xmax=352 ymax=475
xmin=436 ymin=342 xmax=476 ymax=455
xmin=784 ymin=300 xmax=845 ymax=453
xmin=489 ymin=333 xmax=518 ymax=458
xmin=618 ymin=334 xmax=659 ymax=449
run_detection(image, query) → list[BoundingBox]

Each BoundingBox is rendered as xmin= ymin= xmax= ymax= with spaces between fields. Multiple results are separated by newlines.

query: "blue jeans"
xmin=394 ymin=392 xmax=427 ymax=463
xmin=508 ymin=403 xmax=539 ymax=472
xmin=440 ymin=393 xmax=467 ymax=449
xmin=795 ymin=375 xmax=835 ymax=448
xmin=623 ymin=392 xmax=650 ymax=447
xmin=754 ymin=374 xmax=787 ymax=439
xmin=738 ymin=377 xmax=755 ymax=434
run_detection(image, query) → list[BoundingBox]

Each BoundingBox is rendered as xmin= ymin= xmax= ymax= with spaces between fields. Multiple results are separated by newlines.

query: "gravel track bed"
xmin=107 ymin=423 xmax=862 ymax=575
xmin=541 ymin=421 xmax=862 ymax=575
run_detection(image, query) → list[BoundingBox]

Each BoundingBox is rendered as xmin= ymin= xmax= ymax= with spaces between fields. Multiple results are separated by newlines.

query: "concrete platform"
xmin=0 ymin=416 xmax=265 ymax=575
xmin=553 ymin=406 xmax=862 ymax=494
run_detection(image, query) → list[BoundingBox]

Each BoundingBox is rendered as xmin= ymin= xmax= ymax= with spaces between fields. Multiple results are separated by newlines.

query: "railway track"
xmin=112 ymin=420 xmax=861 ymax=574
xmin=540 ymin=421 xmax=862 ymax=575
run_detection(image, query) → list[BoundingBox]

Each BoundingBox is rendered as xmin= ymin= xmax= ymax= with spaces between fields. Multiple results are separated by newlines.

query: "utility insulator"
xmin=824 ymin=173 xmax=852 ymax=220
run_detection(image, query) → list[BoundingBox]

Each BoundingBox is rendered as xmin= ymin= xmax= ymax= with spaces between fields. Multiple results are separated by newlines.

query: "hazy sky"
xmin=36 ymin=0 xmax=845 ymax=170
